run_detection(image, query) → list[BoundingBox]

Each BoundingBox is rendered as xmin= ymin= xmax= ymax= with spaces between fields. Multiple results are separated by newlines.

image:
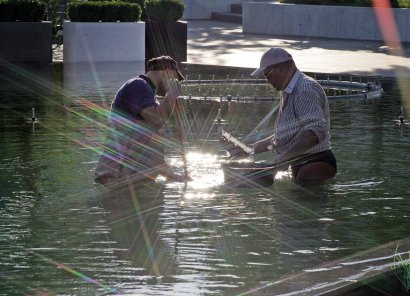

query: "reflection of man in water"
xmin=98 ymin=185 xmax=176 ymax=277
xmin=95 ymin=56 xmax=190 ymax=187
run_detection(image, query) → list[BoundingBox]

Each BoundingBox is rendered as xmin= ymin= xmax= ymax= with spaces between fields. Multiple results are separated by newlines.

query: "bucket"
xmin=221 ymin=161 xmax=275 ymax=187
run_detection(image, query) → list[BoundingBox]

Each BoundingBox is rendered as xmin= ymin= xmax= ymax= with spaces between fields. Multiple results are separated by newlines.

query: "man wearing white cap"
xmin=251 ymin=48 xmax=337 ymax=185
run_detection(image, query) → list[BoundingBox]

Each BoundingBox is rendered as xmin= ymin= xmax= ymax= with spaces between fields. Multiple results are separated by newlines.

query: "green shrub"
xmin=68 ymin=1 xmax=141 ymax=22
xmin=120 ymin=0 xmax=145 ymax=7
xmin=0 ymin=0 xmax=45 ymax=22
xmin=279 ymin=0 xmax=409 ymax=7
xmin=121 ymin=0 xmax=146 ymax=19
xmin=71 ymin=0 xmax=145 ymax=9
xmin=42 ymin=0 xmax=61 ymax=36
xmin=78 ymin=0 xmax=146 ymax=15
xmin=145 ymin=0 xmax=184 ymax=21
xmin=398 ymin=0 xmax=410 ymax=8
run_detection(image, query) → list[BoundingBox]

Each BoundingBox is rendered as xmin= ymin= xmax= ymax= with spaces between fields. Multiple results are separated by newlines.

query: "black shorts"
xmin=291 ymin=150 xmax=337 ymax=178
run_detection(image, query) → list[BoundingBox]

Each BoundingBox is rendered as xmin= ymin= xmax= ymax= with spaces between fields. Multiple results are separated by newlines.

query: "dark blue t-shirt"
xmin=95 ymin=75 xmax=165 ymax=183
xmin=111 ymin=75 xmax=159 ymax=120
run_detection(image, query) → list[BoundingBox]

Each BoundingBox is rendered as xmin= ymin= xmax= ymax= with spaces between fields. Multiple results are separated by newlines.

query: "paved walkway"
xmin=186 ymin=20 xmax=410 ymax=79
xmin=54 ymin=19 xmax=410 ymax=78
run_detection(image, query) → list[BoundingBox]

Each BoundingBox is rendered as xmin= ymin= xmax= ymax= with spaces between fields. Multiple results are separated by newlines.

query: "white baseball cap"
xmin=251 ymin=48 xmax=292 ymax=77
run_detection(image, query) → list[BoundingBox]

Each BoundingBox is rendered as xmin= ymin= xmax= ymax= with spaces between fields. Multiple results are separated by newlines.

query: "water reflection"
xmin=183 ymin=152 xmax=224 ymax=190
xmin=94 ymin=183 xmax=176 ymax=283
xmin=63 ymin=62 xmax=145 ymax=104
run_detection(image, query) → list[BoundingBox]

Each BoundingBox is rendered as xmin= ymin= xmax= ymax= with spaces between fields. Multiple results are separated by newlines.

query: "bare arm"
xmin=140 ymin=81 xmax=181 ymax=130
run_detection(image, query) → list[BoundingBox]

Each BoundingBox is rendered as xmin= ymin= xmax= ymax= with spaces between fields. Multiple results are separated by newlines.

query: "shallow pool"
xmin=1 ymin=62 xmax=410 ymax=295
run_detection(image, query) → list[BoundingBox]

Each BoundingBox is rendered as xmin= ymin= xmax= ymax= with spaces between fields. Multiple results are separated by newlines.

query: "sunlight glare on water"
xmin=180 ymin=152 xmax=224 ymax=190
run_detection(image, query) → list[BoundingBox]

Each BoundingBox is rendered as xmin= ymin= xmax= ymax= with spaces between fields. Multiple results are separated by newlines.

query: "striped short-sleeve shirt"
xmin=273 ymin=70 xmax=331 ymax=155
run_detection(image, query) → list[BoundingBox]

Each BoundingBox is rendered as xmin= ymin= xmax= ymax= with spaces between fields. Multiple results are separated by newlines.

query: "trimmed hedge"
xmin=68 ymin=1 xmax=142 ymax=22
xmin=88 ymin=0 xmax=147 ymax=19
xmin=120 ymin=0 xmax=146 ymax=20
xmin=279 ymin=0 xmax=410 ymax=8
xmin=86 ymin=0 xmax=145 ymax=5
xmin=145 ymin=0 xmax=184 ymax=22
xmin=117 ymin=0 xmax=145 ymax=7
xmin=0 ymin=0 xmax=46 ymax=22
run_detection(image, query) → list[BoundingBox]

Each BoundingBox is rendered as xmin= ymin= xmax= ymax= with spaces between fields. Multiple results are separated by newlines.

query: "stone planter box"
xmin=145 ymin=20 xmax=187 ymax=64
xmin=243 ymin=3 xmax=410 ymax=42
xmin=63 ymin=21 xmax=145 ymax=63
xmin=0 ymin=22 xmax=52 ymax=64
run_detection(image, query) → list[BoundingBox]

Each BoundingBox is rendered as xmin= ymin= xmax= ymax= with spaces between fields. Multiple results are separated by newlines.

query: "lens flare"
xmin=371 ymin=0 xmax=410 ymax=110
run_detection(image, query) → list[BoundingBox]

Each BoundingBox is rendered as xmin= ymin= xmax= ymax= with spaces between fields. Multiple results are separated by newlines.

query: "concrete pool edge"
xmin=245 ymin=237 xmax=410 ymax=296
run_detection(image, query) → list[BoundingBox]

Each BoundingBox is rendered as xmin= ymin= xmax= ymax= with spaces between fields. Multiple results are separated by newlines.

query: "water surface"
xmin=1 ymin=63 xmax=410 ymax=295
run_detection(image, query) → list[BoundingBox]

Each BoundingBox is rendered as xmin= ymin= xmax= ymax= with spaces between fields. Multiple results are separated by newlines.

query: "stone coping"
xmin=251 ymin=236 xmax=410 ymax=295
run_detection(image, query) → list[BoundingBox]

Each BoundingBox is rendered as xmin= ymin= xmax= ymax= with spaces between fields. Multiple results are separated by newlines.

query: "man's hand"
xmin=165 ymin=79 xmax=182 ymax=98
xmin=252 ymin=136 xmax=275 ymax=154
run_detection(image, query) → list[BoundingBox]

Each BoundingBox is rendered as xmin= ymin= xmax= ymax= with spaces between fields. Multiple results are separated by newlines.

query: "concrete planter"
xmin=0 ymin=22 xmax=52 ymax=64
xmin=63 ymin=21 xmax=145 ymax=63
xmin=243 ymin=3 xmax=410 ymax=42
xmin=145 ymin=20 xmax=187 ymax=64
